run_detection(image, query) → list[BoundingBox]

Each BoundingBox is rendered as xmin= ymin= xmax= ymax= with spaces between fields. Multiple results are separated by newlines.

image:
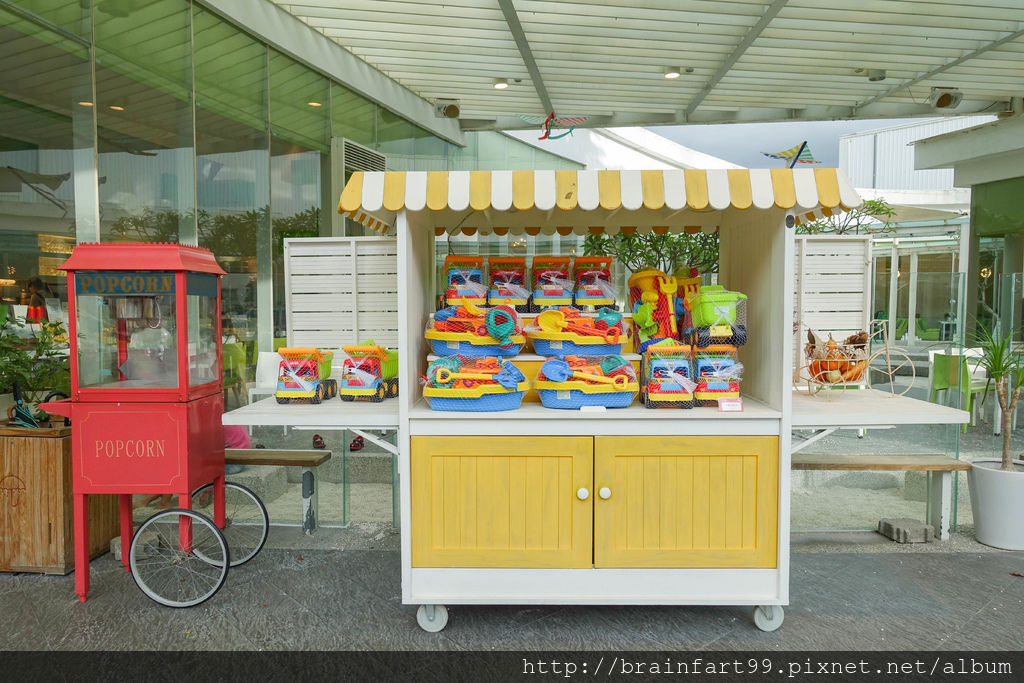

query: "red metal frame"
xmin=43 ymin=243 xmax=228 ymax=603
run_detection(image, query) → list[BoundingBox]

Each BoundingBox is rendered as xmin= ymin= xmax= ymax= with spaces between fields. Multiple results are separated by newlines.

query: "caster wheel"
xmin=416 ymin=604 xmax=449 ymax=632
xmin=752 ymin=605 xmax=784 ymax=632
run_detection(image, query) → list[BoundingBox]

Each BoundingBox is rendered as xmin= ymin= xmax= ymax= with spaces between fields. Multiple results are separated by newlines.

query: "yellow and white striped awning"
xmin=338 ymin=169 xmax=862 ymax=236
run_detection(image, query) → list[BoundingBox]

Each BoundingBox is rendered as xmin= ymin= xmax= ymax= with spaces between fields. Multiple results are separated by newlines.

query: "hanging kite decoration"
xmin=519 ymin=113 xmax=588 ymax=141
xmin=762 ymin=141 xmax=821 ymax=168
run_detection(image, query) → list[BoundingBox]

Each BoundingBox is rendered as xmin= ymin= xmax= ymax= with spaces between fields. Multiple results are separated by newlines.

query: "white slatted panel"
xmin=285 ymin=237 xmax=399 ymax=349
xmin=793 ymin=235 xmax=873 ymax=378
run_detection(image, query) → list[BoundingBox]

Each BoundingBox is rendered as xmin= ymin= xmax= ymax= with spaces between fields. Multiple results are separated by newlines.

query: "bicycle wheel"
xmin=191 ymin=482 xmax=269 ymax=567
xmin=867 ymin=348 xmax=915 ymax=397
xmin=129 ymin=508 xmax=228 ymax=608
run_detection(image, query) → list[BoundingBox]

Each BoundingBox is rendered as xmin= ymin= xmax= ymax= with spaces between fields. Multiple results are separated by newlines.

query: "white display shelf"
xmin=223 ymin=396 xmax=399 ymax=428
xmin=792 ymin=389 xmax=969 ymax=428
xmin=408 ymin=398 xmax=781 ymax=437
xmin=426 ymin=352 xmax=641 ymax=363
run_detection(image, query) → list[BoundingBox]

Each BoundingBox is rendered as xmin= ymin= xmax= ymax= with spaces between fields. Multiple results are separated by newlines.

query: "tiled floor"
xmin=2 ymin=529 xmax=1021 ymax=651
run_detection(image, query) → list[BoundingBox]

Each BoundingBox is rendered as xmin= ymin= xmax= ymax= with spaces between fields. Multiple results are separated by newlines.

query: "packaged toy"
xmin=487 ymin=256 xmax=530 ymax=309
xmin=443 ymin=255 xmax=487 ymax=306
xmin=527 ymin=306 xmax=625 ymax=356
xmin=687 ymin=285 xmax=747 ymax=347
xmin=424 ymin=356 xmax=529 ymax=411
xmin=572 ymin=256 xmax=615 ymax=307
xmin=693 ymin=345 xmax=743 ymax=406
xmin=339 ymin=344 xmax=399 ymax=402
xmin=275 ymin=348 xmax=338 ymax=404
xmin=425 ymin=300 xmax=525 ymax=356
xmin=534 ymin=355 xmax=638 ymax=409
xmin=627 ymin=268 xmax=679 ymax=353
xmin=642 ymin=343 xmax=696 ymax=409
xmin=531 ymin=256 xmax=573 ymax=309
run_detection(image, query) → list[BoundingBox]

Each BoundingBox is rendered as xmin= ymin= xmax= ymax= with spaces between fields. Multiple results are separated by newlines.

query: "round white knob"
xmin=576 ymin=487 xmax=589 ymax=501
xmin=598 ymin=487 xmax=612 ymax=500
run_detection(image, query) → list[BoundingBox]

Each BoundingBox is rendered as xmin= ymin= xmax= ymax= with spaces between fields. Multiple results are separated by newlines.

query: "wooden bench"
xmin=225 ymin=449 xmax=331 ymax=535
xmin=791 ymin=453 xmax=971 ymax=540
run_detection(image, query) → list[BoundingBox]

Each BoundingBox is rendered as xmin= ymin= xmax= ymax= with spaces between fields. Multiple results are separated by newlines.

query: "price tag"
xmin=549 ymin=340 xmax=562 ymax=349
xmin=557 ymin=390 xmax=571 ymax=400
xmin=718 ymin=397 xmax=743 ymax=412
xmin=446 ymin=341 xmax=460 ymax=349
xmin=711 ymin=324 xmax=732 ymax=337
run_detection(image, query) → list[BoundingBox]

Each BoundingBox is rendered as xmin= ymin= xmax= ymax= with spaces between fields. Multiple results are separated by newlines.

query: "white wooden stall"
xmin=329 ymin=169 xmax=969 ymax=634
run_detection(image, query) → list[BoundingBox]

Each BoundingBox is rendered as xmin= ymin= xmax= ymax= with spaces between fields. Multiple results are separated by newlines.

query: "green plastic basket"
xmin=691 ymin=286 xmax=747 ymax=327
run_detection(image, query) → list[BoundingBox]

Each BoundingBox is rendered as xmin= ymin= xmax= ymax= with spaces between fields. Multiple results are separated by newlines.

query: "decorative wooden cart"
xmin=335 ymin=169 xmax=969 ymax=632
xmin=43 ymin=243 xmax=267 ymax=607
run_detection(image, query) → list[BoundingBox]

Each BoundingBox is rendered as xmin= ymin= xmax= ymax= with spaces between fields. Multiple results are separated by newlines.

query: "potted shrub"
xmin=968 ymin=325 xmax=1024 ymax=549
xmin=0 ymin=318 xmax=70 ymax=421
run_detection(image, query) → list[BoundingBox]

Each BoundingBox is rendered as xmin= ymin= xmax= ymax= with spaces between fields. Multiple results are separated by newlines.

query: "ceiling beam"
xmin=497 ymin=0 xmax=553 ymax=114
xmin=684 ymin=0 xmax=789 ymax=118
xmin=855 ymin=23 xmax=1024 ymax=110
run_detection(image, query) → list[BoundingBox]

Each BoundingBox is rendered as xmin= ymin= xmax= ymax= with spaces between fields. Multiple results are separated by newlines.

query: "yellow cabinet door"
xmin=411 ymin=436 xmax=593 ymax=568
xmin=594 ymin=436 xmax=779 ymax=569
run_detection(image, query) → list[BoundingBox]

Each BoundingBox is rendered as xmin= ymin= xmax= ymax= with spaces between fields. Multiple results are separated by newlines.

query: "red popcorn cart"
xmin=42 ymin=243 xmax=266 ymax=607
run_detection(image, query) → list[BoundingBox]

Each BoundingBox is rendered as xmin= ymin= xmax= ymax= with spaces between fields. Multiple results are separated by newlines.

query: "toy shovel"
xmin=595 ymin=308 xmax=623 ymax=327
xmin=537 ymin=310 xmax=619 ymax=343
xmin=435 ymin=362 xmax=523 ymax=389
xmin=541 ymin=359 xmax=628 ymax=389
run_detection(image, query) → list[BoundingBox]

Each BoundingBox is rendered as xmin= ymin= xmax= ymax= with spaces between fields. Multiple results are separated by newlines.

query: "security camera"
xmin=434 ymin=100 xmax=460 ymax=118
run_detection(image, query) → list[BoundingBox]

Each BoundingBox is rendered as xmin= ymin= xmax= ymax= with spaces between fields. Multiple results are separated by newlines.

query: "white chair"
xmin=248 ymin=352 xmax=280 ymax=404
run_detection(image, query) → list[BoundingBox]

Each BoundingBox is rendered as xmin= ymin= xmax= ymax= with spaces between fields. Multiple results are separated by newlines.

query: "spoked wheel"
xmin=867 ymin=348 xmax=915 ymax=397
xmin=190 ymin=482 xmax=269 ymax=567
xmin=129 ymin=508 xmax=229 ymax=608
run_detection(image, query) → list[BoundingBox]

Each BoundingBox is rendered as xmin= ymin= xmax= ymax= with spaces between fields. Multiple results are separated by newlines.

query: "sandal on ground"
xmin=349 ymin=435 xmax=364 ymax=451
xmin=312 ymin=434 xmax=326 ymax=449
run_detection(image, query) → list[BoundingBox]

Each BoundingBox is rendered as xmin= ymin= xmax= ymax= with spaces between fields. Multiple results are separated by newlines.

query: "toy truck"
xmin=338 ymin=345 xmax=399 ymax=402
xmin=688 ymin=285 xmax=747 ymax=347
xmin=642 ymin=344 xmax=695 ymax=409
xmin=573 ymin=255 xmax=615 ymax=307
xmin=693 ymin=345 xmax=741 ymax=406
xmin=487 ymin=256 xmax=529 ymax=308
xmin=531 ymin=256 xmax=572 ymax=309
xmin=443 ymin=255 xmax=486 ymax=306
xmin=275 ymin=348 xmax=338 ymax=404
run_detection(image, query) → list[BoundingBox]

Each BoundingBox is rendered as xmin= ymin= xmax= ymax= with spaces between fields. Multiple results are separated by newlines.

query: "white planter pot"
xmin=968 ymin=458 xmax=1024 ymax=550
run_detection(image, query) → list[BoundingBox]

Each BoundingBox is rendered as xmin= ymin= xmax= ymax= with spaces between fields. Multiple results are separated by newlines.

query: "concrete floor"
xmin=1 ymin=523 xmax=1022 ymax=652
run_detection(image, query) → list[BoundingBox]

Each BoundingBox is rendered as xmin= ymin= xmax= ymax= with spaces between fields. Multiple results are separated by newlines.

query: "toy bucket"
xmin=691 ymin=286 xmax=746 ymax=327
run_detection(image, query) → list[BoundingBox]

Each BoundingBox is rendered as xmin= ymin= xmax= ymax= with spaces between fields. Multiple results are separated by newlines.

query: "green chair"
xmin=893 ymin=318 xmax=909 ymax=341
xmin=915 ymin=318 xmax=940 ymax=342
xmin=928 ymin=352 xmax=988 ymax=433
xmin=222 ymin=342 xmax=247 ymax=407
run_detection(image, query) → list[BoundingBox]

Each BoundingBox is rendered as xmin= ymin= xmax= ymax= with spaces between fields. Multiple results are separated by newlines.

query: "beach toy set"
xmin=527 ymin=306 xmax=625 ymax=356
xmin=534 ymin=355 xmax=638 ymax=410
xmin=443 ymin=256 xmax=487 ymax=306
xmin=693 ymin=345 xmax=743 ymax=406
xmin=423 ymin=356 xmax=529 ymax=411
xmin=487 ymin=256 xmax=530 ymax=309
xmin=685 ymin=285 xmax=748 ymax=348
xmin=338 ymin=344 xmax=399 ymax=403
xmin=426 ymin=301 xmax=525 ymax=357
xmin=572 ymin=256 xmax=615 ymax=307
xmin=531 ymin=257 xmax=574 ymax=309
xmin=275 ymin=348 xmax=338 ymax=404
xmin=642 ymin=343 xmax=698 ymax=409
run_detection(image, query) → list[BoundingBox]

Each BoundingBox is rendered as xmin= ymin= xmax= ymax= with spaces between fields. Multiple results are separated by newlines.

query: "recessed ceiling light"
xmin=109 ymin=105 xmax=125 ymax=111
xmin=77 ymin=101 xmax=94 ymax=107
xmin=493 ymin=78 xmax=509 ymax=90
xmin=664 ymin=66 xmax=681 ymax=79
xmin=307 ymin=101 xmax=322 ymax=107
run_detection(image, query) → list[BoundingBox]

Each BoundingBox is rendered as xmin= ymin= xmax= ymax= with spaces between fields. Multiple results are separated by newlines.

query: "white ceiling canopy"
xmin=270 ymin=0 xmax=1024 ymax=131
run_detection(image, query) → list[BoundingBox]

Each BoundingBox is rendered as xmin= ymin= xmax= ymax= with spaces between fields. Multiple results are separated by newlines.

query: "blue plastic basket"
xmin=537 ymin=388 xmax=635 ymax=409
xmin=429 ymin=339 xmax=523 ymax=357
xmin=532 ymin=338 xmax=623 ymax=357
xmin=426 ymin=391 xmax=526 ymax=412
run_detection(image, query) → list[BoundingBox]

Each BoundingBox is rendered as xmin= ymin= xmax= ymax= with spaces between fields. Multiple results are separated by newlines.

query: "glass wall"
xmin=1 ymin=0 xmax=581 ymax=380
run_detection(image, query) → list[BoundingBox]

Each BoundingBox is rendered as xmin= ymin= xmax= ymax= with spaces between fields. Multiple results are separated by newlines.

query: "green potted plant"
xmin=968 ymin=325 xmax=1024 ymax=549
xmin=0 ymin=318 xmax=70 ymax=422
